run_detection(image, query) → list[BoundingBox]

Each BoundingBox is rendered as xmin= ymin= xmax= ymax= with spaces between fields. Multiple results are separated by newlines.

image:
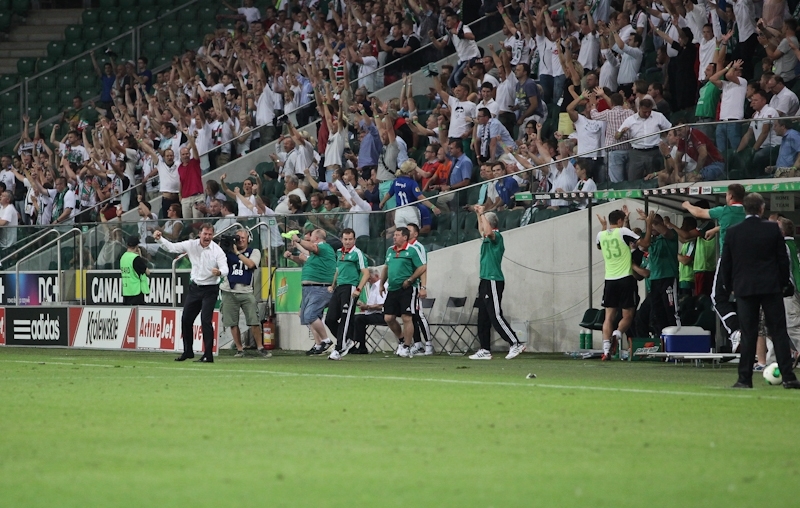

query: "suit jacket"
xmin=720 ymin=216 xmax=790 ymax=297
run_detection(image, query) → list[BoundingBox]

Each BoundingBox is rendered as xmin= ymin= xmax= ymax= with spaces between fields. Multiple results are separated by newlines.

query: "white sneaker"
xmin=505 ymin=342 xmax=526 ymax=360
xmin=411 ymin=342 xmax=425 ymax=355
xmin=424 ymin=343 xmax=434 ymax=355
xmin=397 ymin=345 xmax=412 ymax=358
xmin=395 ymin=344 xmax=404 ymax=356
xmin=328 ymin=349 xmax=342 ymax=361
xmin=730 ymin=330 xmax=741 ymax=353
xmin=341 ymin=339 xmax=354 ymax=357
xmin=469 ymin=349 xmax=493 ymax=360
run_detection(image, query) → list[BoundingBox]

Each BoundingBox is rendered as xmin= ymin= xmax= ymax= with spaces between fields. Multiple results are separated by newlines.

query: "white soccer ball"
xmin=763 ymin=362 xmax=783 ymax=385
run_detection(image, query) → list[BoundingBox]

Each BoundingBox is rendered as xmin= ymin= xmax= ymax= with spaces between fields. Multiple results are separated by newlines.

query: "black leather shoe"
xmin=193 ymin=356 xmax=214 ymax=363
xmin=731 ymin=381 xmax=753 ymax=389
xmin=782 ymin=379 xmax=800 ymax=389
xmin=175 ymin=354 xmax=195 ymax=362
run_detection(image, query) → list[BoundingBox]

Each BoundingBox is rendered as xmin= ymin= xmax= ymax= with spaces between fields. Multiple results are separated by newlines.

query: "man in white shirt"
xmin=567 ymin=91 xmax=606 ymax=180
xmin=739 ymin=89 xmax=782 ymax=169
xmin=477 ymin=83 xmax=500 ymax=118
xmin=433 ymin=78 xmax=476 ymax=140
xmin=352 ymin=268 xmax=387 ymax=354
xmin=577 ymin=6 xmax=600 ymax=71
xmin=347 ymin=43 xmax=379 ymax=93
xmin=141 ymin=140 xmax=180 ymax=218
xmin=710 ymin=58 xmax=747 ymax=152
xmin=154 ymin=224 xmax=228 ymax=363
xmin=473 ymin=107 xmax=517 ymax=161
xmin=727 ymin=0 xmax=757 ymax=79
xmin=431 ymin=12 xmax=481 ymax=89
xmin=616 ymin=98 xmax=672 ymax=180
xmin=274 ymin=174 xmax=307 ymax=214
xmin=767 ymin=75 xmax=800 ymax=116
xmin=611 ymin=28 xmax=643 ymax=95
xmin=0 ymin=191 xmax=19 ymax=250
xmin=49 ymin=177 xmax=77 ymax=227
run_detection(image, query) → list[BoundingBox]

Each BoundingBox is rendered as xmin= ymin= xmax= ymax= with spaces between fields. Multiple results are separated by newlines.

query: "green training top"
xmin=693 ymin=235 xmax=716 ymax=272
xmin=385 ymin=244 xmax=424 ymax=291
xmin=479 ymin=230 xmax=505 ymax=281
xmin=648 ymin=232 xmax=679 ymax=281
xmin=679 ymin=240 xmax=695 ymax=284
xmin=695 ymin=81 xmax=721 ymax=119
xmin=302 ymin=242 xmax=336 ymax=284
xmin=408 ymin=240 xmax=428 ymax=287
xmin=786 ymin=237 xmax=800 ymax=292
xmin=335 ymin=246 xmax=367 ymax=287
xmin=708 ymin=204 xmax=745 ymax=252
xmin=597 ymin=227 xmax=638 ymax=280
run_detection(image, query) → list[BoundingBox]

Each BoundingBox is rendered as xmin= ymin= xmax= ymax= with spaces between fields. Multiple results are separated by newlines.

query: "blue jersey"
xmin=387 ymin=176 xmax=422 ymax=207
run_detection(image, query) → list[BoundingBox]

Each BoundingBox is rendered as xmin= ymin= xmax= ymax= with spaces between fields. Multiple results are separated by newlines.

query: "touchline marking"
xmin=4 ymin=359 xmax=796 ymax=401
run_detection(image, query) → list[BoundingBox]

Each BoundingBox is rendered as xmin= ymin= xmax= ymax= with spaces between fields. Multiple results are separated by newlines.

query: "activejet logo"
xmin=86 ymin=309 xmax=119 ymax=344
xmin=14 ymin=313 xmax=60 ymax=341
xmin=139 ymin=313 xmax=175 ymax=340
xmin=137 ymin=309 xmax=176 ymax=350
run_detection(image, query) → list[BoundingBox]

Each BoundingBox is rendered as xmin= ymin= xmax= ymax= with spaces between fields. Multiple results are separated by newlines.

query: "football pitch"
xmin=0 ymin=348 xmax=797 ymax=507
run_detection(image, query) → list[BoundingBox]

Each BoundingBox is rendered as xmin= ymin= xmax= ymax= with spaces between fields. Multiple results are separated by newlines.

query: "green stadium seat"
xmin=0 ymin=75 xmax=17 ymax=89
xmin=25 ymin=104 xmax=40 ymax=121
xmin=79 ymin=89 xmax=95 ymax=102
xmin=118 ymin=8 xmax=139 ymax=24
xmin=503 ymin=209 xmax=523 ymax=230
xmin=58 ymin=73 xmax=76 ymax=89
xmin=82 ymin=8 xmax=100 ymax=25
xmin=38 ymin=89 xmax=59 ymax=106
xmin=121 ymin=39 xmax=135 ymax=61
xmin=152 ymin=55 xmax=171 ymax=68
xmin=138 ymin=8 xmax=160 ymax=21
xmin=104 ymin=40 xmax=123 ymax=58
xmin=34 ymin=73 xmax=55 ymax=91
xmin=141 ymin=23 xmax=160 ymax=40
xmin=59 ymin=89 xmax=78 ymax=109
xmin=1 ymin=121 xmax=19 ymax=139
xmin=0 ymin=12 xmax=11 ymax=32
xmin=36 ymin=57 xmax=55 ymax=72
xmin=83 ymin=24 xmax=102 ymax=41
xmin=1 ymin=104 xmax=19 ymax=122
xmin=162 ymin=39 xmax=183 ymax=55
xmin=16 ymin=58 xmax=36 ymax=76
xmin=0 ymin=90 xmax=18 ymax=106
xmin=200 ymin=21 xmax=218 ymax=36
xmin=47 ymin=41 xmax=65 ymax=59
xmin=99 ymin=9 xmax=119 ymax=25
xmin=39 ymin=103 xmax=60 ymax=119
xmin=63 ymin=41 xmax=85 ymax=58
xmin=177 ymin=8 xmax=196 ymax=22
xmin=11 ymin=0 xmax=28 ymax=15
xmin=64 ymin=24 xmax=83 ymax=41
xmin=102 ymin=25 xmax=122 ymax=40
xmin=141 ymin=39 xmax=160 ymax=58
xmin=180 ymin=22 xmax=199 ymax=38
xmin=196 ymin=6 xmax=217 ymax=21
xmin=159 ymin=23 xmax=178 ymax=37
xmin=183 ymin=38 xmax=201 ymax=52
xmin=74 ymin=57 xmax=94 ymax=74
xmin=78 ymin=74 xmax=98 ymax=91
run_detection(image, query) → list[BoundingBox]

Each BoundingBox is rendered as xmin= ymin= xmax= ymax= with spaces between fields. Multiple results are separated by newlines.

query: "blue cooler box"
xmin=661 ymin=326 xmax=711 ymax=353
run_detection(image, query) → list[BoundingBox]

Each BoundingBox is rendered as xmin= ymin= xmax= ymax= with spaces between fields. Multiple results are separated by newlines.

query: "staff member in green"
xmin=596 ymin=209 xmax=653 ymax=361
xmin=380 ymin=227 xmax=426 ymax=358
xmin=639 ymin=210 xmax=681 ymax=337
xmin=120 ymin=235 xmax=150 ymax=305
xmin=468 ymin=206 xmax=527 ymax=361
xmin=289 ymin=229 xmax=337 ymax=356
xmin=326 ymin=228 xmax=370 ymax=361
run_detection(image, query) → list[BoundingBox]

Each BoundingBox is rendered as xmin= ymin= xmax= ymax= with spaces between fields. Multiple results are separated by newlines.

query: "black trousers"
xmin=737 ymin=293 xmax=798 ymax=384
xmin=123 ymin=293 xmax=146 ymax=305
xmin=325 ymin=285 xmax=357 ymax=351
xmin=649 ymin=277 xmax=680 ymax=336
xmin=183 ymin=283 xmax=219 ymax=359
xmin=477 ymin=279 xmax=518 ymax=351
xmin=354 ymin=313 xmax=385 ymax=348
xmin=411 ymin=286 xmax=431 ymax=344
xmin=711 ymin=258 xmax=739 ymax=338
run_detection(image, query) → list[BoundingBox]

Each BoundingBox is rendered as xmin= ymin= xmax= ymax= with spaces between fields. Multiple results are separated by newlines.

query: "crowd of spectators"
xmin=2 ymin=0 xmax=800 ymax=264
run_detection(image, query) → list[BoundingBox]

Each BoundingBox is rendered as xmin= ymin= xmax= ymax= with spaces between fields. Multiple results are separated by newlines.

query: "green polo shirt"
xmin=693 ymin=236 xmax=716 ymax=272
xmin=695 ymin=81 xmax=721 ymax=119
xmin=679 ymin=240 xmax=695 ymax=286
xmin=335 ymin=246 xmax=367 ymax=287
xmin=708 ymin=204 xmax=745 ymax=252
xmin=648 ymin=232 xmax=679 ymax=281
xmin=301 ymin=242 xmax=336 ymax=284
xmin=385 ymin=244 xmax=424 ymax=291
xmin=479 ymin=230 xmax=505 ymax=281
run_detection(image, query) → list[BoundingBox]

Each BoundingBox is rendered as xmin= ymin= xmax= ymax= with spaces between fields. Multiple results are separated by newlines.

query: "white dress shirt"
xmin=364 ymin=280 xmax=388 ymax=315
xmin=770 ymin=86 xmax=800 ymax=117
xmin=617 ymin=111 xmax=672 ymax=149
xmin=157 ymin=237 xmax=229 ymax=285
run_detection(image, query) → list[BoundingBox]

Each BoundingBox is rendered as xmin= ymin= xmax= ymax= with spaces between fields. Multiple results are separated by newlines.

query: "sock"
xmin=414 ymin=341 xmax=423 ymax=349
xmin=425 ymin=341 xmax=432 ymax=347
xmin=612 ymin=330 xmax=622 ymax=341
xmin=323 ymin=338 xmax=333 ymax=345
xmin=603 ymin=340 xmax=611 ymax=354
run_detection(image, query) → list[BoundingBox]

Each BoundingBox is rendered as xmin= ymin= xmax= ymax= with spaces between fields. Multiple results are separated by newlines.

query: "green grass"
xmin=0 ymin=348 xmax=797 ymax=507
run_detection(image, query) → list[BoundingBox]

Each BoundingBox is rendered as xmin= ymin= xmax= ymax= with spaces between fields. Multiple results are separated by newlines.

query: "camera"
xmin=218 ymin=234 xmax=239 ymax=252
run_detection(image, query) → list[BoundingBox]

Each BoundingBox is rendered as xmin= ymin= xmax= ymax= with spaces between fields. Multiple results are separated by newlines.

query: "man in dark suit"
xmin=720 ymin=193 xmax=800 ymax=389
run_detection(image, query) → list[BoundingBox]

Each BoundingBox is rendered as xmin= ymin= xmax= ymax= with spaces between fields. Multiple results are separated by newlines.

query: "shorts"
xmin=300 ymin=285 xmax=331 ymax=325
xmin=394 ymin=205 xmax=421 ymax=229
xmin=602 ymin=276 xmax=637 ymax=309
xmin=221 ymin=291 xmax=260 ymax=327
xmin=384 ymin=287 xmax=414 ymax=316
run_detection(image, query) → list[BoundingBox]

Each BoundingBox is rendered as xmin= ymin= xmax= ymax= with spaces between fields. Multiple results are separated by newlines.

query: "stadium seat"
xmin=0 ymin=90 xmax=18 ymax=107
xmin=16 ymin=58 xmax=35 ymax=76
xmin=579 ymin=308 xmax=604 ymax=331
xmin=46 ymin=41 xmax=65 ymax=59
xmin=1 ymin=121 xmax=19 ymax=139
xmin=11 ymin=0 xmax=28 ymax=15
xmin=79 ymin=89 xmax=95 ymax=102
xmin=74 ymin=57 xmax=94 ymax=74
xmin=0 ymin=75 xmax=17 ymax=89
xmin=162 ymin=39 xmax=183 ymax=56
xmin=34 ymin=73 xmax=56 ymax=91
xmin=64 ymin=24 xmax=83 ymax=41
xmin=0 ymin=12 xmax=10 ymax=33
xmin=38 ymin=89 xmax=59 ymax=106
xmin=200 ymin=21 xmax=218 ymax=37
xmin=99 ymin=9 xmax=119 ymax=25
xmin=141 ymin=23 xmax=160 ymax=40
xmin=82 ymin=8 xmax=100 ymax=25
xmin=36 ymin=57 xmax=55 ymax=72
xmin=177 ymin=9 xmax=196 ymax=23
xmin=25 ymin=104 xmax=40 ymax=122
xmin=83 ymin=24 xmax=102 ymax=41
xmin=183 ymin=38 xmax=202 ymax=52
xmin=118 ymin=9 xmax=139 ymax=24
xmin=59 ymin=89 xmax=78 ymax=109
xmin=39 ymin=104 xmax=60 ymax=120
xmin=138 ymin=8 xmax=160 ymax=21
xmin=63 ymin=41 xmax=85 ymax=58
xmin=180 ymin=22 xmax=199 ymax=38
xmin=503 ymin=209 xmax=523 ymax=230
xmin=57 ymin=73 xmax=76 ymax=91
xmin=102 ymin=25 xmax=122 ymax=40
xmin=159 ymin=23 xmax=178 ymax=37
xmin=196 ymin=6 xmax=218 ymax=21
xmin=78 ymin=74 xmax=98 ymax=91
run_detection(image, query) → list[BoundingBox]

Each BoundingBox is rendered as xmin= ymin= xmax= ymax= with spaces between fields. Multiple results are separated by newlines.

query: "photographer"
xmin=220 ymin=229 xmax=271 ymax=358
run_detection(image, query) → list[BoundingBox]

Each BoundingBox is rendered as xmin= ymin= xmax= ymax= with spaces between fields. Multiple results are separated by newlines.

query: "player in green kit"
xmin=381 ymin=227 xmax=427 ymax=358
xmin=597 ymin=209 xmax=653 ymax=361
xmin=326 ymin=229 xmax=370 ymax=360
xmin=468 ymin=207 xmax=526 ymax=360
xmin=682 ymin=183 xmax=746 ymax=351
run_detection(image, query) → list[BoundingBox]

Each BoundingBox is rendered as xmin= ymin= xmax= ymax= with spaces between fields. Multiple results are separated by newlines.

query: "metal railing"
xmin=14 ymin=227 xmax=83 ymax=304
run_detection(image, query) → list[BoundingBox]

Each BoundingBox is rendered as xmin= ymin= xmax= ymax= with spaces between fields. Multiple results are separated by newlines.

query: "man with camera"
xmin=220 ymin=229 xmax=271 ymax=358
xmin=155 ymin=223 xmax=228 ymax=363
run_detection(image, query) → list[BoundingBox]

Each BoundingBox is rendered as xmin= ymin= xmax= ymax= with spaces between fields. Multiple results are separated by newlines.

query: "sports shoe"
xmin=609 ymin=336 xmax=619 ymax=356
xmin=305 ymin=345 xmax=321 ymax=356
xmin=257 ymin=349 xmax=272 ymax=358
xmin=310 ymin=345 xmax=326 ymax=356
xmin=233 ymin=350 xmax=246 ymax=358
xmin=397 ymin=345 xmax=413 ymax=358
xmin=341 ymin=339 xmax=354 ymax=357
xmin=329 ymin=349 xmax=342 ymax=360
xmin=321 ymin=339 xmax=334 ymax=353
xmin=601 ymin=353 xmax=611 ymax=361
xmin=730 ymin=330 xmax=741 ymax=353
xmin=395 ymin=344 xmax=404 ymax=356
xmin=424 ymin=343 xmax=434 ymax=355
xmin=410 ymin=342 xmax=425 ymax=355
xmin=469 ymin=349 xmax=493 ymax=360
xmin=753 ymin=363 xmax=765 ymax=372
xmin=505 ymin=342 xmax=526 ymax=360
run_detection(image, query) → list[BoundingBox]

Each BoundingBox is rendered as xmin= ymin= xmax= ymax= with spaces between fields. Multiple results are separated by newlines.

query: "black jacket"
xmin=720 ymin=216 xmax=791 ymax=297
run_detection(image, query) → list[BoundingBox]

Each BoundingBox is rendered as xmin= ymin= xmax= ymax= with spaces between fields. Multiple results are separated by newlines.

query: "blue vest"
xmin=226 ymin=248 xmax=255 ymax=287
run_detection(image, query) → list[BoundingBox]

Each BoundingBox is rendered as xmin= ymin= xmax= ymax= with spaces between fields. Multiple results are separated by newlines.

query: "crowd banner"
xmin=5 ymin=306 xmax=69 ymax=346
xmin=68 ymin=307 xmax=137 ymax=349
